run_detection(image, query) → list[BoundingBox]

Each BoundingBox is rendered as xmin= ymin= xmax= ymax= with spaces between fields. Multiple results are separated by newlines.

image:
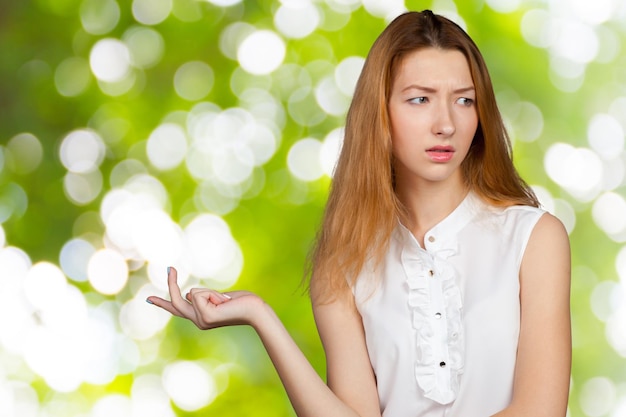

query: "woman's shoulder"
xmin=527 ymin=211 xmax=569 ymax=245
xmin=470 ymin=194 xmax=545 ymax=226
xmin=465 ymin=198 xmax=557 ymax=251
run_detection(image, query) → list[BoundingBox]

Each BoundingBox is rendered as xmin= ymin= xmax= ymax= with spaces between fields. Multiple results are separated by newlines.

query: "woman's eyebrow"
xmin=401 ymin=84 xmax=475 ymax=94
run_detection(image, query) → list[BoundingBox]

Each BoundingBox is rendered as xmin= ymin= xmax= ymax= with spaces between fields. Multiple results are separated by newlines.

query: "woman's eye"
xmin=409 ymin=97 xmax=428 ymax=104
xmin=458 ymin=97 xmax=474 ymax=106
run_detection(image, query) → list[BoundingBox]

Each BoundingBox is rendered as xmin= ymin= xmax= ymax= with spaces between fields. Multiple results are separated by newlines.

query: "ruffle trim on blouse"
xmin=401 ymin=242 xmax=464 ymax=405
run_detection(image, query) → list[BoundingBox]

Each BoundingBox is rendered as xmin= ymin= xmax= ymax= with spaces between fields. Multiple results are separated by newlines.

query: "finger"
xmin=188 ymin=290 xmax=228 ymax=328
xmin=146 ymin=296 xmax=185 ymax=318
xmin=189 ymin=288 xmax=232 ymax=305
xmin=166 ymin=267 xmax=195 ymax=317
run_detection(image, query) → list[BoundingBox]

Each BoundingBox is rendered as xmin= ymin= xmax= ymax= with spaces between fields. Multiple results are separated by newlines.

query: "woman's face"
xmin=388 ymin=47 xmax=478 ymax=190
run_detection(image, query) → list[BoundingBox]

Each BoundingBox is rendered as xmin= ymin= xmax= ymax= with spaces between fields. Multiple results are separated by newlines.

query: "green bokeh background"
xmin=1 ymin=0 xmax=625 ymax=416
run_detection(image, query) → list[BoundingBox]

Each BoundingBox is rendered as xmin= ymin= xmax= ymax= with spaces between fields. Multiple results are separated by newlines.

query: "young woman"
xmin=147 ymin=10 xmax=571 ymax=417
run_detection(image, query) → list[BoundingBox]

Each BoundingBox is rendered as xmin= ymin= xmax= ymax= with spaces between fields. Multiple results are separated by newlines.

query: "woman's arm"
xmin=147 ymin=268 xmax=380 ymax=417
xmin=311 ymin=286 xmax=381 ymax=416
xmin=493 ymin=213 xmax=572 ymax=417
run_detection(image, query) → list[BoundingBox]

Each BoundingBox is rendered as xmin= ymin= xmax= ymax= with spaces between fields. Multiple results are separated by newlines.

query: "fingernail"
xmin=146 ymin=298 xmax=154 ymax=305
xmin=167 ymin=266 xmax=171 ymax=275
xmin=222 ymin=293 xmax=232 ymax=300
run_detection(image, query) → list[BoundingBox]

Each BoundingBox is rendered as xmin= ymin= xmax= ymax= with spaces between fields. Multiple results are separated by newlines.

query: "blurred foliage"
xmin=1 ymin=0 xmax=625 ymax=416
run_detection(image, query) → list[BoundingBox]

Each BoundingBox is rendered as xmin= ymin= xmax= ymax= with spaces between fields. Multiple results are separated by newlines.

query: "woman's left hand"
xmin=146 ymin=266 xmax=264 ymax=330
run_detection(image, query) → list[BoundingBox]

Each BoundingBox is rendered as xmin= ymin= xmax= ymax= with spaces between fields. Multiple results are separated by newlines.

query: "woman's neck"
xmin=396 ymin=178 xmax=469 ymax=246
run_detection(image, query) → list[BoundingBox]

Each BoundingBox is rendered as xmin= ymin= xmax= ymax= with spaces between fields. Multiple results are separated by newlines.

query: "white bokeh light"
xmin=91 ymin=394 xmax=132 ymax=417
xmin=288 ymin=86 xmax=326 ymax=127
xmin=0 ymin=183 xmax=28 ymax=224
xmin=212 ymin=146 xmax=255 ymax=185
xmin=592 ymin=192 xmax=626 ymax=241
xmin=610 ymin=97 xmax=626 ymax=129
xmin=109 ymin=159 xmax=148 ymax=188
xmin=60 ymin=238 xmax=96 ymax=282
xmin=147 ymin=258 xmax=190 ymax=292
xmin=432 ymin=7 xmax=467 ymax=31
xmin=55 ymin=57 xmax=91 ymax=97
xmin=533 ymin=185 xmax=576 ymax=233
xmin=194 ymin=180 xmax=242 ymax=216
xmin=186 ymin=107 xmax=278 ymax=187
xmin=326 ymin=0 xmax=361 ymax=9
xmin=510 ymin=101 xmax=544 ymax=142
xmin=274 ymin=2 xmax=320 ymax=39
xmin=550 ymin=19 xmax=599 ymax=64
xmin=132 ymin=0 xmax=172 ymax=25
xmin=162 ymin=361 xmax=217 ymax=411
xmin=90 ymin=38 xmax=132 ymax=83
xmin=0 ymin=247 xmax=31 ymax=292
xmin=125 ymin=174 xmax=169 ymax=209
xmin=6 ymin=133 xmax=43 ymax=174
xmin=0 ymin=379 xmax=39 ymax=417
xmin=174 ymin=61 xmax=214 ymax=101
xmin=553 ymin=198 xmax=576 ymax=235
xmin=30 ymin=346 xmax=83 ymax=392
xmin=205 ymin=0 xmax=241 ymax=5
xmin=184 ymin=214 xmax=243 ymax=286
xmin=0 ymin=248 xmax=33 ymax=355
xmin=218 ymin=22 xmax=255 ymax=60
xmin=237 ymin=30 xmax=286 ymax=75
xmin=130 ymin=374 xmax=176 ymax=416
xmin=82 ymin=303 xmax=141 ymax=384
xmin=123 ymin=26 xmax=165 ymax=69
xmin=521 ymin=9 xmax=551 ymax=48
xmin=132 ymin=209 xmax=183 ymax=263
xmin=607 ymin=245 xmax=626 ymax=357
xmin=63 ymin=170 xmax=103 ymax=205
xmin=97 ymin=69 xmax=137 ymax=96
xmin=21 ymin=283 xmax=92 ymax=392
xmin=544 ymin=143 xmax=603 ymax=201
xmin=80 ymin=0 xmax=120 ymax=35
xmin=601 ymin=156 xmax=624 ymax=192
xmin=612 ymin=398 xmax=626 ymax=417
xmin=606 ymin=296 xmax=626 ymax=358
xmin=595 ymin=25 xmax=621 ymax=64
xmin=287 ymin=138 xmax=324 ymax=181
xmin=362 ymin=0 xmax=406 ymax=20
xmin=579 ymin=377 xmax=617 ymax=417
xmin=570 ymin=0 xmax=616 ymax=25
xmin=334 ymin=56 xmax=364 ymax=96
xmin=87 ymin=249 xmax=129 ymax=295
xmin=532 ymin=185 xmax=553 ymax=213
xmin=590 ymin=280 xmax=619 ymax=322
xmin=22 ymin=262 xmax=68 ymax=311
xmin=588 ymin=113 xmax=624 ymax=160
xmin=238 ymin=87 xmax=286 ymax=130
xmin=320 ymin=127 xmax=344 ymax=177
xmin=617 ymin=246 xmax=626 ymax=286
xmin=147 ymin=123 xmax=188 ymax=170
xmin=315 ymin=76 xmax=351 ymax=116
xmin=119 ymin=285 xmax=171 ymax=340
xmin=101 ymin=186 xmax=170 ymax=258
xmin=59 ymin=129 xmax=106 ymax=174
xmin=485 ymin=0 xmax=522 ymax=13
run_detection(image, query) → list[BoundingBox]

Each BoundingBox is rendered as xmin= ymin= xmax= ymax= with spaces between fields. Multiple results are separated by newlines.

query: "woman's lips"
xmin=426 ymin=146 xmax=455 ymax=162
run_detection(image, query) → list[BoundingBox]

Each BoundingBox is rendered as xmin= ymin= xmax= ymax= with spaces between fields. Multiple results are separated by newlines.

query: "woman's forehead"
xmin=392 ymin=48 xmax=474 ymax=89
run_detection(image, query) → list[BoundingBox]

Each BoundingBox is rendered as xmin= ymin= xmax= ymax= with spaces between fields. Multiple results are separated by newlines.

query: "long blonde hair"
xmin=309 ymin=10 xmax=539 ymax=302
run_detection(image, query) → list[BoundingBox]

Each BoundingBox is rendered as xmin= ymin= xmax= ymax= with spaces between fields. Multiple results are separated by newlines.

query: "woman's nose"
xmin=432 ymin=104 xmax=455 ymax=137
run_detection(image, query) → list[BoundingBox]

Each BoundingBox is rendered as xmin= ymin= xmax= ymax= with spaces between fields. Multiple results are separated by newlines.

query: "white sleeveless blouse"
xmin=353 ymin=192 xmax=545 ymax=417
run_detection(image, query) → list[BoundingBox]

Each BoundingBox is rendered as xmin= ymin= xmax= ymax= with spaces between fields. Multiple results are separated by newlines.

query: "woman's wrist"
xmin=247 ymin=297 xmax=279 ymax=332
